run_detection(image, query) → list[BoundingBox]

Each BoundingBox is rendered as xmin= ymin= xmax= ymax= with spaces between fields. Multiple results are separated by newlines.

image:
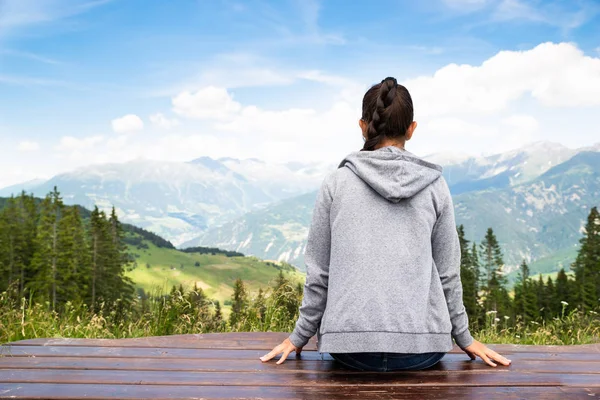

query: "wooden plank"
xmin=3 ymin=345 xmax=600 ymax=362
xmin=0 ymin=383 xmax=600 ymax=400
xmin=0 ymin=346 xmax=328 ymax=361
xmin=10 ymin=333 xmax=306 ymax=350
xmin=10 ymin=334 xmax=600 ymax=353
xmin=1 ymin=356 xmax=599 ymax=374
xmin=2 ymin=369 xmax=600 ymax=387
xmin=1 ymin=383 xmax=597 ymax=400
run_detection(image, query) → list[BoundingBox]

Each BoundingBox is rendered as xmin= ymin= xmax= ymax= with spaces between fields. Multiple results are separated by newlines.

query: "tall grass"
xmin=1 ymin=284 xmax=599 ymax=346
xmin=476 ymin=307 xmax=600 ymax=345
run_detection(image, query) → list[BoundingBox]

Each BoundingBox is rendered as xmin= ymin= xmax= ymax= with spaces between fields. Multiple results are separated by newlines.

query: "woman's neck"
xmin=374 ymin=138 xmax=405 ymax=150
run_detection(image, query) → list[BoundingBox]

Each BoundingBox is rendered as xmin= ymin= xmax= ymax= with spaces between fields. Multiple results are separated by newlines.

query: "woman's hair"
xmin=361 ymin=77 xmax=414 ymax=151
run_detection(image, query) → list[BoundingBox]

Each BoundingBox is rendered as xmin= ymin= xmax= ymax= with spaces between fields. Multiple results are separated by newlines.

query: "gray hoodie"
xmin=289 ymin=145 xmax=474 ymax=353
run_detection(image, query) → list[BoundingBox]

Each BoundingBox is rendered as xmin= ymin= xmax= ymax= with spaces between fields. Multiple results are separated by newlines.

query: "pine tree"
xmin=513 ymin=260 xmax=538 ymax=323
xmin=16 ymin=192 xmax=37 ymax=297
xmin=544 ymin=277 xmax=555 ymax=317
xmin=229 ymin=278 xmax=249 ymax=329
xmin=555 ymin=268 xmax=572 ymax=314
xmin=56 ymin=206 xmax=90 ymax=307
xmin=0 ymin=197 xmax=21 ymax=294
xmin=0 ymin=193 xmax=37 ymax=297
xmin=87 ymin=207 xmax=108 ymax=310
xmin=479 ymin=228 xmax=505 ymax=285
xmin=29 ymin=188 xmax=63 ymax=309
xmin=255 ymin=287 xmax=267 ymax=323
xmin=572 ymin=207 xmax=600 ymax=311
xmin=457 ymin=225 xmax=479 ymax=327
xmin=479 ymin=228 xmax=511 ymax=317
xmin=533 ymin=274 xmax=543 ymax=316
xmin=211 ymin=300 xmax=225 ymax=332
xmin=106 ymin=207 xmax=134 ymax=312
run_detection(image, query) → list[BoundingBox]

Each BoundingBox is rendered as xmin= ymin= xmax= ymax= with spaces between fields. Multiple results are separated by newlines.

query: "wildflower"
xmin=494 ymin=318 xmax=500 ymax=322
xmin=504 ymin=315 xmax=510 ymax=320
xmin=486 ymin=310 xmax=498 ymax=315
xmin=560 ymin=301 xmax=568 ymax=306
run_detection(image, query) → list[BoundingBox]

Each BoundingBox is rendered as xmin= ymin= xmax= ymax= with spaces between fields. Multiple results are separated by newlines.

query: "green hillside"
xmin=124 ymin=234 xmax=305 ymax=311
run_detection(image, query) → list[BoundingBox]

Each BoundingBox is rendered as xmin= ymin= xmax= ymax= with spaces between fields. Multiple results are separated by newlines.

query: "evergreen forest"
xmin=1 ymin=189 xmax=599 ymax=345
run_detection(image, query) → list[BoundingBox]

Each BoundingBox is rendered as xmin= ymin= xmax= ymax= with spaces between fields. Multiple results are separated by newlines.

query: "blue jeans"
xmin=329 ymin=352 xmax=446 ymax=372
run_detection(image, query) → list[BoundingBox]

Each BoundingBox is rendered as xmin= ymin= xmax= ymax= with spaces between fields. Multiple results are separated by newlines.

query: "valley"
xmin=2 ymin=140 xmax=599 ymax=279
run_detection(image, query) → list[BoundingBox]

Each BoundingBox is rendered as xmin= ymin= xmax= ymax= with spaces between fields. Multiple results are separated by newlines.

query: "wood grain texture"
xmin=1 ymin=332 xmax=599 ymax=400
xmin=0 ymin=383 xmax=597 ymax=400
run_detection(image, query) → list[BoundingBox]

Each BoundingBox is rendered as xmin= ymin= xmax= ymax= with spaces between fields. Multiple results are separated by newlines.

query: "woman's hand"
xmin=259 ymin=337 xmax=302 ymax=365
xmin=462 ymin=339 xmax=511 ymax=367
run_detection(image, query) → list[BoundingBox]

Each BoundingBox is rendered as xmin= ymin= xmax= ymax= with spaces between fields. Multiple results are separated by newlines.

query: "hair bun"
xmin=381 ymin=77 xmax=397 ymax=86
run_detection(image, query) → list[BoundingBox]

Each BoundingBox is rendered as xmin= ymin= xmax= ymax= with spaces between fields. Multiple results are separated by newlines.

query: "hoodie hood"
xmin=338 ymin=145 xmax=443 ymax=202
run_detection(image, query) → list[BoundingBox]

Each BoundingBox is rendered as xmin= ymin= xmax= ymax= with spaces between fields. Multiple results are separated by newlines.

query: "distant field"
xmin=530 ymin=270 xmax=574 ymax=282
xmin=125 ymin=241 xmax=305 ymax=313
xmin=527 ymin=247 xmax=578 ymax=275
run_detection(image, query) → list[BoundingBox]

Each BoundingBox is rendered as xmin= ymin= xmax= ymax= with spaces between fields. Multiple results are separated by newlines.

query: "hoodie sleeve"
xmin=289 ymin=174 xmax=334 ymax=348
xmin=431 ymin=177 xmax=474 ymax=349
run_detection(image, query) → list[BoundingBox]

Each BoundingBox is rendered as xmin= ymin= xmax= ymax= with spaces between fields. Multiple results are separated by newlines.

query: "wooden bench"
xmin=0 ymin=332 xmax=598 ymax=399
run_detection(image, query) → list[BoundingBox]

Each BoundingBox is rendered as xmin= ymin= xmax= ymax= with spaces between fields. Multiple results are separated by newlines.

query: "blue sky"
xmin=1 ymin=0 xmax=600 ymax=187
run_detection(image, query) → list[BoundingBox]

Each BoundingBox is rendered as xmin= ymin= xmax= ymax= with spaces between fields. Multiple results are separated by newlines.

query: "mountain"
xmin=190 ymin=150 xmax=600 ymax=275
xmin=0 ymin=178 xmax=46 ymax=195
xmin=454 ymin=151 xmax=600 ymax=274
xmin=426 ymin=141 xmax=577 ymax=195
xmin=0 ymin=158 xmax=331 ymax=246
xmin=2 ymin=140 xmax=598 ymax=265
xmin=181 ymin=191 xmax=316 ymax=268
xmin=218 ymin=157 xmax=335 ymax=199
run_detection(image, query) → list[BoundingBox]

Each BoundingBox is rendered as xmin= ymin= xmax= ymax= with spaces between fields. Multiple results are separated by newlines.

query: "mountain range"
xmin=183 ymin=141 xmax=600 ymax=276
xmin=2 ymin=140 xmax=599 ymax=276
xmin=0 ymin=157 xmax=334 ymax=246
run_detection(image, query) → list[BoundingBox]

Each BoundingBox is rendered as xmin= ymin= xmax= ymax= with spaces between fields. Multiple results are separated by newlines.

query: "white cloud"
xmin=158 ymin=41 xmax=600 ymax=162
xmin=407 ymin=42 xmax=600 ymax=118
xmin=4 ymin=41 xmax=596 ymax=188
xmin=18 ymin=140 xmax=40 ymax=152
xmin=172 ymin=86 xmax=242 ymax=120
xmin=111 ymin=114 xmax=144 ymax=133
xmin=149 ymin=113 xmax=180 ymax=129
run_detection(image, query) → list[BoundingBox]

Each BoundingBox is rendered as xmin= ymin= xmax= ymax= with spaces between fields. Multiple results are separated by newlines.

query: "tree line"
xmin=222 ymin=207 xmax=600 ymax=333
xmin=458 ymin=206 xmax=600 ymax=331
xmin=0 ymin=189 xmax=134 ymax=313
xmin=1 ymin=188 xmax=598 ymax=337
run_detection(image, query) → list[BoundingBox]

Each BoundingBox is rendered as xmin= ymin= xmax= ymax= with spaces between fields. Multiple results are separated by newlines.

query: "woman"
xmin=259 ymin=77 xmax=512 ymax=372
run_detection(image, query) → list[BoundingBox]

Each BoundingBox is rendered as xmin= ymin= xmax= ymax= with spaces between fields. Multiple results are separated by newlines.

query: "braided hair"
xmin=361 ymin=77 xmax=414 ymax=151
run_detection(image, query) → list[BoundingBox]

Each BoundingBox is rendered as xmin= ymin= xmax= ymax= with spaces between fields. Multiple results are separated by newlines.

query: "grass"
xmin=476 ymin=308 xmax=600 ymax=345
xmin=2 ymin=232 xmax=597 ymax=347
xmin=0 ymin=277 xmax=305 ymax=344
xmin=125 ymin=241 xmax=305 ymax=309
xmin=2 ymin=286 xmax=599 ymax=346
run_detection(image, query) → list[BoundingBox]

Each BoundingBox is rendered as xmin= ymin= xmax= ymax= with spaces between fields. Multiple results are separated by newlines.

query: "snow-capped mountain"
xmin=426 ymin=141 xmax=578 ymax=194
xmin=184 ymin=143 xmax=600 ymax=276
